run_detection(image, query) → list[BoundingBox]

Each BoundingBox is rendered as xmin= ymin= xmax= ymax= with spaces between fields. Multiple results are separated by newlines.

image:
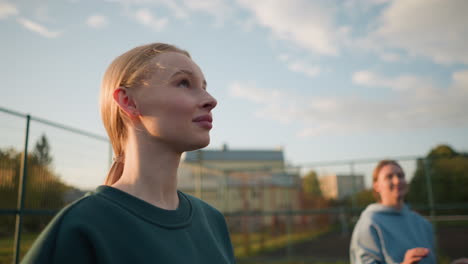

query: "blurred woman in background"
xmin=350 ymin=160 xmax=435 ymax=264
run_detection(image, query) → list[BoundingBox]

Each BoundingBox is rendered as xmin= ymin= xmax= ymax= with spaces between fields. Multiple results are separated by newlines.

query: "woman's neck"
xmin=112 ymin=131 xmax=181 ymax=210
xmin=380 ymin=199 xmax=404 ymax=210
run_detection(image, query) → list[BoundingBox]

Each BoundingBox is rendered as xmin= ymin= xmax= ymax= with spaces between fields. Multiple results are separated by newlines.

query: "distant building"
xmin=182 ymin=143 xmax=285 ymax=171
xmin=319 ymin=174 xmax=365 ymax=200
xmin=178 ymin=144 xmax=300 ymax=228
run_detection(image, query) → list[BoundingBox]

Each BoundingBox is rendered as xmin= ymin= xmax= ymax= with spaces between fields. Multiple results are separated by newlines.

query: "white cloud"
xmin=0 ymin=2 xmax=18 ymax=19
xmin=235 ymin=16 xmax=256 ymax=32
xmin=287 ymin=61 xmax=321 ymax=78
xmin=86 ymin=14 xmax=109 ymax=29
xmin=228 ymin=82 xmax=300 ymax=124
xmin=229 ymin=81 xmax=283 ymax=105
xmin=352 ymin=71 xmax=379 ymax=86
xmin=151 ymin=0 xmax=189 ymax=20
xmin=343 ymin=0 xmax=391 ymax=12
xmin=133 ymin=8 xmax=168 ymax=31
xmin=278 ymin=54 xmax=321 ymax=78
xmin=105 ymin=0 xmax=232 ymax=24
xmin=106 ymin=2 xmax=172 ymax=30
xmin=16 ymin=17 xmax=60 ymax=38
xmin=453 ymin=70 xmax=468 ymax=87
xmin=237 ymin=0 xmax=345 ymax=56
xmin=352 ymin=70 xmax=436 ymax=92
xmin=183 ymin=0 xmax=233 ymax=24
xmin=183 ymin=0 xmax=229 ymax=12
xmin=352 ymin=69 xmax=468 ymax=126
xmin=34 ymin=6 xmax=53 ymax=22
xmin=277 ymin=54 xmax=289 ymax=62
xmin=104 ymin=0 xmax=188 ymax=19
xmin=229 ymin=70 xmax=468 ymax=137
xmin=367 ymin=0 xmax=468 ymax=65
xmin=102 ymin=0 xmax=468 ymax=66
xmin=451 ymin=70 xmax=468 ymax=97
xmin=380 ymin=52 xmax=402 ymax=63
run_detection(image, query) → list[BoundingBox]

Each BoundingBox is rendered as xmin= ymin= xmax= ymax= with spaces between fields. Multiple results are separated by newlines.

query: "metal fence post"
xmin=13 ymin=115 xmax=31 ymax=264
xmin=223 ymin=170 xmax=230 ymax=213
xmin=422 ymin=157 xmax=438 ymax=258
xmin=423 ymin=158 xmax=435 ymax=219
xmin=196 ymin=150 xmax=203 ymax=199
xmin=350 ymin=162 xmax=357 ymax=217
xmin=286 ymin=177 xmax=293 ymax=260
xmin=339 ymin=206 xmax=348 ymax=236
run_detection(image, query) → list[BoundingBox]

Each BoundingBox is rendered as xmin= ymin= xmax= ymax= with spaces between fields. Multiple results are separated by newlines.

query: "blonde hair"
xmin=100 ymin=43 xmax=190 ymax=185
xmin=372 ymin=160 xmax=404 ymax=201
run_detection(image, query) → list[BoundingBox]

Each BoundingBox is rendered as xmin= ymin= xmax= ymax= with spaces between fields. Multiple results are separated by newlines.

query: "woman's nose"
xmin=201 ymin=92 xmax=217 ymax=111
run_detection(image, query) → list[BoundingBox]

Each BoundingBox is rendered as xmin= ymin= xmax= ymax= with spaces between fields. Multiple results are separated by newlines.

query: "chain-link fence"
xmin=178 ymin=154 xmax=468 ymax=264
xmin=0 ymin=107 xmax=111 ymax=264
xmin=1 ymin=106 xmax=467 ymax=264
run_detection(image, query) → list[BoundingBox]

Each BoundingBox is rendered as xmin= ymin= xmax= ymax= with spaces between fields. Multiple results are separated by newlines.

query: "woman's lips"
xmin=193 ymin=115 xmax=213 ymax=129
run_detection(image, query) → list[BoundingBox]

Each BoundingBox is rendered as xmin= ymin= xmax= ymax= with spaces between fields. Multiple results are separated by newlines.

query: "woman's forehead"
xmin=150 ymin=52 xmax=203 ymax=78
xmin=380 ymin=164 xmax=403 ymax=174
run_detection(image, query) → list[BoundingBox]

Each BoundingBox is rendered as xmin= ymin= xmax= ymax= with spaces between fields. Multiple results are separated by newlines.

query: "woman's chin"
xmin=184 ymin=138 xmax=210 ymax=152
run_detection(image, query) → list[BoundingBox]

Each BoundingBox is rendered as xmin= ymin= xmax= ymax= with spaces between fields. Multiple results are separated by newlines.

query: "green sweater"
xmin=22 ymin=186 xmax=236 ymax=264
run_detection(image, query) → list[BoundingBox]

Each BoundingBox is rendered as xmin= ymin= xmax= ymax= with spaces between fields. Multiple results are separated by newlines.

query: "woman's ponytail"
xmin=104 ymin=155 xmax=124 ymax=185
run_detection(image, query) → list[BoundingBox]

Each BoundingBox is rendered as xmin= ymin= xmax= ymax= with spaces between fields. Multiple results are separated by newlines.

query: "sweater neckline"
xmin=367 ymin=202 xmax=409 ymax=215
xmin=94 ymin=185 xmax=193 ymax=229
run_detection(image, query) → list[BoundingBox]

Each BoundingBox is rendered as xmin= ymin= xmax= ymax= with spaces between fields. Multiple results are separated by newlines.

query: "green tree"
xmin=407 ymin=145 xmax=468 ymax=212
xmin=339 ymin=188 xmax=375 ymax=209
xmin=353 ymin=189 xmax=375 ymax=208
xmin=302 ymin=170 xmax=322 ymax=197
xmin=32 ymin=134 xmax=52 ymax=166
xmin=0 ymin=135 xmax=71 ymax=234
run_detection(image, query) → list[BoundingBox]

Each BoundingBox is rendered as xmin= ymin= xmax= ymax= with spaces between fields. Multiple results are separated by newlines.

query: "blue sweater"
xmin=350 ymin=203 xmax=435 ymax=264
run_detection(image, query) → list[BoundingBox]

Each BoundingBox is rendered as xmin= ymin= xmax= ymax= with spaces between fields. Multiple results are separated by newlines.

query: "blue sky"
xmin=1 ymin=0 xmax=468 ymax=179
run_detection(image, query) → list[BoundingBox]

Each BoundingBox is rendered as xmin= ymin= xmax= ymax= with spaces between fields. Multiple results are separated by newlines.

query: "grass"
xmin=435 ymin=219 xmax=468 ymax=227
xmin=3 ymin=230 xmax=332 ymax=264
xmin=0 ymin=227 xmax=459 ymax=264
xmin=237 ymin=256 xmax=348 ymax=264
xmin=232 ymin=227 xmax=331 ymax=258
xmin=0 ymin=232 xmax=39 ymax=264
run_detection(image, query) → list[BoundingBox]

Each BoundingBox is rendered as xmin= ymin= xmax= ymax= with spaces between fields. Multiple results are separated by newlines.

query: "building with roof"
xmin=319 ymin=174 xmax=365 ymax=200
xmin=177 ymin=145 xmax=300 ymax=228
xmin=182 ymin=144 xmax=285 ymax=171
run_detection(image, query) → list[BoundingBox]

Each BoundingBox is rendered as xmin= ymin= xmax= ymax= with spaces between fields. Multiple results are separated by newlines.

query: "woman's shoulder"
xmin=406 ymin=207 xmax=433 ymax=228
xmin=21 ymin=191 xmax=108 ymax=263
xmin=358 ymin=203 xmax=383 ymax=220
xmin=50 ymin=187 xmax=119 ymax=229
xmin=179 ymin=191 xmax=224 ymax=218
xmin=49 ymin=192 xmax=95 ymax=222
xmin=60 ymin=189 xmax=105 ymax=214
xmin=354 ymin=203 xmax=398 ymax=228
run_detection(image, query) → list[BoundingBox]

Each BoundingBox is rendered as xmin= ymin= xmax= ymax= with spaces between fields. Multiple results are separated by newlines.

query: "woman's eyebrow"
xmin=170 ymin=69 xmax=193 ymax=79
xmin=170 ymin=69 xmax=207 ymax=89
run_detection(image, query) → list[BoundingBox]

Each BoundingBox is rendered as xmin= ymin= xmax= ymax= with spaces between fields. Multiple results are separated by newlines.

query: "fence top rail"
xmin=299 ymin=155 xmax=424 ymax=167
xmin=0 ymin=106 xmax=108 ymax=142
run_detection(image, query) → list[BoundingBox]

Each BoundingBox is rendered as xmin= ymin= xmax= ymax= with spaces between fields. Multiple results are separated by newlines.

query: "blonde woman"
xmin=350 ymin=160 xmax=435 ymax=264
xmin=22 ymin=43 xmax=236 ymax=264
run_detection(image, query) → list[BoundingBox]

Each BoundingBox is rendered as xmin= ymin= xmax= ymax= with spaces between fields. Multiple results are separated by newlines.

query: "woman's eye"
xmin=178 ymin=79 xmax=190 ymax=88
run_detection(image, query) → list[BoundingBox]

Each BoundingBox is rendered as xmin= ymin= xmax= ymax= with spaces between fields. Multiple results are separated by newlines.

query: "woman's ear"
xmin=373 ymin=181 xmax=380 ymax=194
xmin=113 ymin=87 xmax=140 ymax=118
